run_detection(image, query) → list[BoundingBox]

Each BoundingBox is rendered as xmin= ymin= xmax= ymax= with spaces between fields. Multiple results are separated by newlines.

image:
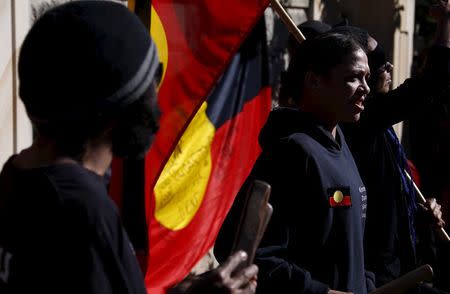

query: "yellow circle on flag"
xmin=126 ymin=2 xmax=168 ymax=86
xmin=333 ymin=190 xmax=344 ymax=203
xmin=154 ymin=103 xmax=215 ymax=230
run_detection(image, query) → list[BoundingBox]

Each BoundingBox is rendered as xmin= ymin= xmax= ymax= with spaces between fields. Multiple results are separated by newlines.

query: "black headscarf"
xmin=330 ymin=25 xmax=370 ymax=52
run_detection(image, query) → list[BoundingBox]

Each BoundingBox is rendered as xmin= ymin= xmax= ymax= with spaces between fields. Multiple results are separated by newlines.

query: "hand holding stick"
xmin=169 ymin=251 xmax=258 ymax=294
xmin=404 ymin=169 xmax=450 ymax=242
xmin=231 ymin=180 xmax=273 ymax=271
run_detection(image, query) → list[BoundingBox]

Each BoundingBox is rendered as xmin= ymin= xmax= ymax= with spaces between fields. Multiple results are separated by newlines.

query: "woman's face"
xmin=316 ymin=48 xmax=370 ymax=123
xmin=374 ymin=62 xmax=393 ymax=94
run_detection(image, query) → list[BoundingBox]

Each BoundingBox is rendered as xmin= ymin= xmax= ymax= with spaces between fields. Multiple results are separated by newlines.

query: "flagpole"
xmin=270 ymin=0 xmax=306 ymax=43
xmin=404 ymin=169 xmax=450 ymax=242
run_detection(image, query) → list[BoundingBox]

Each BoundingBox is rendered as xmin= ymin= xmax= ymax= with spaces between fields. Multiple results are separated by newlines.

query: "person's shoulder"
xmin=263 ymin=134 xmax=311 ymax=171
xmin=284 ymin=128 xmax=326 ymax=154
xmin=43 ymin=164 xmax=107 ymax=198
xmin=42 ymin=164 xmax=118 ymax=225
xmin=0 ymin=157 xmax=61 ymax=209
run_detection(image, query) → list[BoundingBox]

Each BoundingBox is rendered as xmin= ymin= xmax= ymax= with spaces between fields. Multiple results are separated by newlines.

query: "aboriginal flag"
xmin=147 ymin=19 xmax=271 ymax=292
xmin=110 ymin=0 xmax=271 ymax=293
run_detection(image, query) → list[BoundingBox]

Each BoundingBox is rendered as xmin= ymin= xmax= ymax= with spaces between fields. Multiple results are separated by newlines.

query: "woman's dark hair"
xmin=287 ymin=20 xmax=332 ymax=57
xmin=279 ymin=32 xmax=363 ymax=106
xmin=330 ymin=26 xmax=370 ymax=52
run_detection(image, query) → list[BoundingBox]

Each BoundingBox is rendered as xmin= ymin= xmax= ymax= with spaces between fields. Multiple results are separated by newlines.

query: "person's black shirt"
xmin=0 ymin=156 xmax=146 ymax=294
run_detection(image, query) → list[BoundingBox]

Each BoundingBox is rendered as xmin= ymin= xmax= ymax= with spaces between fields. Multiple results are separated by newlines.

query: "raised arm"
xmin=357 ymin=1 xmax=450 ymax=132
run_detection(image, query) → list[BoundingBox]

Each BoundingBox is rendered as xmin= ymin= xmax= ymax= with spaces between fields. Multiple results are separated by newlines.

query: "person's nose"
xmin=361 ymin=77 xmax=370 ymax=95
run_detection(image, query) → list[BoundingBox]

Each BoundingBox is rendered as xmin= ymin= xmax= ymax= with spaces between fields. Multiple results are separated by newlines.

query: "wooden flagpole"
xmin=270 ymin=0 xmax=306 ymax=43
xmin=404 ymin=169 xmax=450 ymax=242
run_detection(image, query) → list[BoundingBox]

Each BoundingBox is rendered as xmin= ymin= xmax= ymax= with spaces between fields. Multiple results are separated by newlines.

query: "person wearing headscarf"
xmin=334 ymin=2 xmax=450 ymax=292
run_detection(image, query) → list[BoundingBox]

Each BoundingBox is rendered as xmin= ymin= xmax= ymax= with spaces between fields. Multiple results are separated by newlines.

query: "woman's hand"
xmin=420 ymin=198 xmax=446 ymax=228
xmin=169 ymin=251 xmax=258 ymax=294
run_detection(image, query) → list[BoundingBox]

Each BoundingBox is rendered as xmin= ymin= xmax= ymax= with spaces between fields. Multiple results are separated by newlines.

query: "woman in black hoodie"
xmin=216 ymin=32 xmax=373 ymax=294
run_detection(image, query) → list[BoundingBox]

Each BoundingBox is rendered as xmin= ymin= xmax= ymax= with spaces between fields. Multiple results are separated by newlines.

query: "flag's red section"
xmin=109 ymin=158 xmax=123 ymax=210
xmin=147 ymin=88 xmax=271 ymax=293
xmin=407 ymin=159 xmax=421 ymax=189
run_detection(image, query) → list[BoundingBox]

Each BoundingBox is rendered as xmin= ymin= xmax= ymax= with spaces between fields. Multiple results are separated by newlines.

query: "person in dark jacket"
xmin=0 ymin=2 xmax=258 ymax=293
xmin=216 ymin=32 xmax=373 ymax=294
xmin=333 ymin=2 xmax=450 ymax=291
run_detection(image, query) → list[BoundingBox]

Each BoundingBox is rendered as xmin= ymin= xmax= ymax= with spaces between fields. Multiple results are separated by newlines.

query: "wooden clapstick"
xmin=231 ymin=180 xmax=272 ymax=269
xmin=404 ymin=169 xmax=450 ymax=242
xmin=369 ymin=264 xmax=434 ymax=294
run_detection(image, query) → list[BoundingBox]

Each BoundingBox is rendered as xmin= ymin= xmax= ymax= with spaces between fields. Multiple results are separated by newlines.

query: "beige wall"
xmin=0 ymin=0 xmax=32 ymax=169
xmin=0 ymin=0 xmax=14 ymax=169
xmin=392 ymin=0 xmax=415 ymax=138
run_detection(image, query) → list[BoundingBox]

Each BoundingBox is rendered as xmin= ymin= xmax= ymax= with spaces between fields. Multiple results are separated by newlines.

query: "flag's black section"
xmin=206 ymin=19 xmax=269 ymax=128
xmin=134 ymin=0 xmax=151 ymax=29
